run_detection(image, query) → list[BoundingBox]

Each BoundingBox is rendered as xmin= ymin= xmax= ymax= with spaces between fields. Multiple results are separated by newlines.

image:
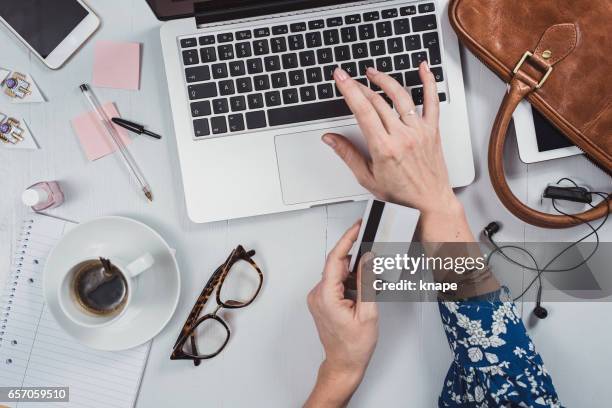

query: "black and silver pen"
xmin=111 ymin=117 xmax=162 ymax=140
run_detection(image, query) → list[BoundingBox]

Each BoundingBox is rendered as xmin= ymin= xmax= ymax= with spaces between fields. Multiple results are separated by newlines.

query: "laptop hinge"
xmin=194 ymin=0 xmax=350 ymax=25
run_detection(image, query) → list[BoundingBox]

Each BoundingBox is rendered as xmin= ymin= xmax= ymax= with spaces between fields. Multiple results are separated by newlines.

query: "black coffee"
xmin=71 ymin=260 xmax=128 ymax=316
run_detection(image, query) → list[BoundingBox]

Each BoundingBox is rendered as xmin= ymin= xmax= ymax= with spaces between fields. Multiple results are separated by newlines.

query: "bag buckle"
xmin=513 ymin=51 xmax=553 ymax=89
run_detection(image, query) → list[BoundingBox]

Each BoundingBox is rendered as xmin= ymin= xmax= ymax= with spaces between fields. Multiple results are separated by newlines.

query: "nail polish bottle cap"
xmin=22 ymin=187 xmax=49 ymax=207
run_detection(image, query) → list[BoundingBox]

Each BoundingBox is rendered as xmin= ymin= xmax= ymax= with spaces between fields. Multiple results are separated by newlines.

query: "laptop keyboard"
xmin=179 ymin=1 xmax=447 ymax=139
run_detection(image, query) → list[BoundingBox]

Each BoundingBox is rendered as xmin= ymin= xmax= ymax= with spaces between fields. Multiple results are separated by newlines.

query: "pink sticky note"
xmin=71 ymin=102 xmax=132 ymax=161
xmin=92 ymin=41 xmax=141 ymax=90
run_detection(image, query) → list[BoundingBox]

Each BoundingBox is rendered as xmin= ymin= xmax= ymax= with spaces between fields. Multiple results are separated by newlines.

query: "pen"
xmin=79 ymin=84 xmax=154 ymax=202
xmin=111 ymin=117 xmax=162 ymax=140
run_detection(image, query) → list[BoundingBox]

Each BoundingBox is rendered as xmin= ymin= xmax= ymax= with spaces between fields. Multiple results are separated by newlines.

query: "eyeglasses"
xmin=171 ymin=245 xmax=263 ymax=366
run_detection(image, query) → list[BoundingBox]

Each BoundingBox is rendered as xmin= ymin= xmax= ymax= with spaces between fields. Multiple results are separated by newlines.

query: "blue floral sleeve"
xmin=437 ymin=289 xmax=563 ymax=407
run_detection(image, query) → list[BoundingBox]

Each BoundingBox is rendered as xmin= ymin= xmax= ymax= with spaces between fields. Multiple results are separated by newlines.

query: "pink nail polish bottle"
xmin=21 ymin=181 xmax=65 ymax=211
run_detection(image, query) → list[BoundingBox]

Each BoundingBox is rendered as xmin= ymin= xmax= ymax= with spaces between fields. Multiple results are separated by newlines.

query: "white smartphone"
xmin=0 ymin=0 xmax=99 ymax=69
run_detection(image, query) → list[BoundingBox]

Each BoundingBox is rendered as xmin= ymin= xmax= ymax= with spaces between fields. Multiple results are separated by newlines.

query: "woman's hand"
xmin=325 ymin=62 xmax=474 ymax=243
xmin=305 ymin=222 xmax=378 ymax=408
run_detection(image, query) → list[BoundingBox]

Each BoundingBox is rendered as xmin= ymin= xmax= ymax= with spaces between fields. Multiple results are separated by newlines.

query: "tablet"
xmin=513 ymin=100 xmax=582 ymax=164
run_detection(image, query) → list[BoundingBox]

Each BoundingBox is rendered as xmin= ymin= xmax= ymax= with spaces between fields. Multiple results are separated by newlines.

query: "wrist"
xmin=419 ymin=193 xmax=464 ymax=220
xmin=307 ymin=360 xmax=364 ymax=408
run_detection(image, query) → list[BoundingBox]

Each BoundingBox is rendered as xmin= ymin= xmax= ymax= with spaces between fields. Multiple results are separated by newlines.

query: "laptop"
xmin=154 ymin=0 xmax=475 ymax=223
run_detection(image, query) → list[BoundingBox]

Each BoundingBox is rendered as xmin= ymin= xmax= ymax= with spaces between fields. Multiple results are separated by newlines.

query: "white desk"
xmin=1 ymin=1 xmax=610 ymax=406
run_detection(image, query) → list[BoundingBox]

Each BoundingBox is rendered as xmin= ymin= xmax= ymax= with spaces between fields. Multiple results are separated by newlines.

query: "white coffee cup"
xmin=58 ymin=253 xmax=154 ymax=328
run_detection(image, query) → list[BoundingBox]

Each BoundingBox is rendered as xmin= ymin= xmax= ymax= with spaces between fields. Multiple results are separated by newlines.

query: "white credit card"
xmin=349 ymin=199 xmax=421 ymax=283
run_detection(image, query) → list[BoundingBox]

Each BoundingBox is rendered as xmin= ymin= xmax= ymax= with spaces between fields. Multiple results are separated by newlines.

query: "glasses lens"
xmin=183 ymin=316 xmax=229 ymax=358
xmin=218 ymin=259 xmax=261 ymax=307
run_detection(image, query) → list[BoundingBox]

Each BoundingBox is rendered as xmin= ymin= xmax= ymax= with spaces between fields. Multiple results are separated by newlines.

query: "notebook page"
xmin=0 ymin=214 xmax=150 ymax=408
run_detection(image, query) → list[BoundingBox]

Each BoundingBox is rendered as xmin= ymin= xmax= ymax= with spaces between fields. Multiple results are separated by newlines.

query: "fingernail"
xmin=366 ymin=67 xmax=379 ymax=76
xmin=335 ymin=68 xmax=349 ymax=82
xmin=322 ymin=134 xmax=336 ymax=148
xmin=421 ymin=60 xmax=430 ymax=72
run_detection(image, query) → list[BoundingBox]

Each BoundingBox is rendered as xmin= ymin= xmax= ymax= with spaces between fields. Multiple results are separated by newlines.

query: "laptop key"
xmin=308 ymin=20 xmax=325 ymax=30
xmin=394 ymin=18 xmax=411 ymax=35
xmin=411 ymin=87 xmax=424 ymax=105
xmin=376 ymin=57 xmax=393 ymax=72
xmin=358 ymin=24 xmax=375 ymax=40
xmin=300 ymin=86 xmax=317 ymax=102
xmin=219 ymin=80 xmax=235 ymax=95
xmin=185 ymin=65 xmax=211 ymax=82
xmin=382 ymin=9 xmax=398 ymax=19
xmin=193 ymin=119 xmax=210 ymax=137
xmin=341 ymin=62 xmax=358 ymax=77
xmin=418 ymin=3 xmax=435 ymax=13
xmin=182 ymin=49 xmax=199 ymax=65
xmin=200 ymin=47 xmax=217 ymax=63
xmin=326 ymin=17 xmax=343 ymax=27
xmin=299 ymin=51 xmax=316 ymax=66
xmin=271 ymin=37 xmax=288 ymax=53
xmin=218 ymin=45 xmax=234 ymax=60
xmin=358 ymin=59 xmax=375 ymax=75
xmin=254 ymin=75 xmax=271 ymax=90
xmin=282 ymin=53 xmax=299 ymax=69
xmin=370 ymin=41 xmax=386 ymax=56
xmin=199 ymin=35 xmax=215 ymax=45
xmin=211 ymin=116 xmax=227 ymax=134
xmin=376 ymin=21 xmax=393 ymax=37
xmin=305 ymin=32 xmax=322 ymax=48
xmin=283 ymin=88 xmax=299 ymax=104
xmin=267 ymin=99 xmax=352 ymax=126
xmin=423 ymin=32 xmax=441 ymax=65
xmin=317 ymin=48 xmax=333 ymax=64
xmin=334 ymin=46 xmax=351 ymax=62
xmin=188 ymin=83 xmax=217 ymax=100
xmin=363 ymin=11 xmax=380 ymax=22
xmin=412 ymin=15 xmax=437 ymax=32
xmin=247 ymin=94 xmax=264 ymax=109
xmin=236 ymin=77 xmax=252 ymax=93
xmin=253 ymin=40 xmax=270 ymax=55
xmin=288 ymin=34 xmax=305 ymax=50
xmin=352 ymin=43 xmax=369 ymax=59
xmin=228 ymin=114 xmax=245 ymax=132
xmin=323 ymin=29 xmax=340 ymax=45
xmin=393 ymin=54 xmax=411 ymax=70
xmin=265 ymin=91 xmax=282 ymax=106
xmin=236 ymin=42 xmax=252 ymax=58
xmin=212 ymin=63 xmax=228 ymax=79
xmin=345 ymin=14 xmax=361 ymax=24
xmin=229 ymin=61 xmax=246 ymax=77
xmin=217 ymin=33 xmax=233 ymax=43
xmin=400 ymin=5 xmax=416 ymax=16
xmin=340 ymin=26 xmax=357 ymax=42
xmin=271 ymin=72 xmax=288 ymax=88
xmin=431 ymin=67 xmax=444 ymax=82
xmin=405 ymin=35 xmax=422 ymax=51
xmin=289 ymin=70 xmax=305 ymax=86
xmin=246 ymin=111 xmax=267 ymax=129
xmin=265 ymin=55 xmax=281 ymax=71
xmin=405 ymin=70 xmax=421 ymax=86
xmin=272 ymin=25 xmax=289 ymax=35
xmin=356 ymin=77 xmax=368 ymax=87
xmin=411 ymin=51 xmax=428 ymax=67
xmin=290 ymin=22 xmax=307 ymax=32
xmin=254 ymin=28 xmax=270 ymax=37
xmin=212 ymin=98 xmax=229 ymax=114
xmin=190 ymin=100 xmax=212 ymax=117
xmin=438 ymin=92 xmax=447 ymax=102
xmin=387 ymin=37 xmax=404 ymax=54
xmin=317 ymin=83 xmax=334 ymax=99
xmin=323 ymin=64 xmax=338 ymax=80
xmin=236 ymin=30 xmax=252 ymax=40
xmin=306 ymin=67 xmax=323 ymax=83
xmin=180 ymin=38 xmax=197 ymax=48
xmin=390 ymin=73 xmax=404 ymax=86
xmin=246 ymin=58 xmax=264 ymax=74
xmin=230 ymin=95 xmax=247 ymax=111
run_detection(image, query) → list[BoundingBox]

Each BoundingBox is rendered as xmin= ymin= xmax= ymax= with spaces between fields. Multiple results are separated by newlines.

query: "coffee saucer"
xmin=43 ymin=216 xmax=181 ymax=351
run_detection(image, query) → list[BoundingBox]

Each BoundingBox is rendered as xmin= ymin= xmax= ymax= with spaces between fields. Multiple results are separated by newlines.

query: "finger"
xmin=354 ymin=81 xmax=403 ymax=134
xmin=419 ymin=61 xmax=440 ymax=127
xmin=323 ymin=220 xmax=361 ymax=283
xmin=356 ymin=253 xmax=378 ymax=318
xmin=334 ymin=68 xmax=387 ymax=148
xmin=366 ymin=67 xmax=417 ymax=123
xmin=322 ymin=133 xmax=375 ymax=189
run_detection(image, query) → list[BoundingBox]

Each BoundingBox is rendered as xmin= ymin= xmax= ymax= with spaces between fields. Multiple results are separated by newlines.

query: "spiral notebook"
xmin=0 ymin=214 xmax=150 ymax=408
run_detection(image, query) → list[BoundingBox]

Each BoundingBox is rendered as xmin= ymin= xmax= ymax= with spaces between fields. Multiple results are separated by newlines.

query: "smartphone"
xmin=0 ymin=0 xmax=99 ymax=69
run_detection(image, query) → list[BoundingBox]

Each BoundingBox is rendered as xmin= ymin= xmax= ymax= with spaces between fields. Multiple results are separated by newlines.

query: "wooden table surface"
xmin=1 ymin=0 xmax=610 ymax=406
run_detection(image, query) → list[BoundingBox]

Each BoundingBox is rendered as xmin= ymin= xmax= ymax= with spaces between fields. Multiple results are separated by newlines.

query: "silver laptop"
xmin=156 ymin=0 xmax=474 ymax=223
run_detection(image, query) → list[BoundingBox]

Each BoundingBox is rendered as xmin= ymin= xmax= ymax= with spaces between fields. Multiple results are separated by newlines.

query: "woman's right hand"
xmin=324 ymin=62 xmax=460 ymax=219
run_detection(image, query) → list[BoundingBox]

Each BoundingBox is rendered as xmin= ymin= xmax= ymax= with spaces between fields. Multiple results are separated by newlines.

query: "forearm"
xmin=304 ymin=361 xmax=363 ymax=408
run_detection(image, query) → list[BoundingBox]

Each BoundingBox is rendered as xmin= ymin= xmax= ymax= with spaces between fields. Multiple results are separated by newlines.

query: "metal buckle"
xmin=513 ymin=51 xmax=553 ymax=89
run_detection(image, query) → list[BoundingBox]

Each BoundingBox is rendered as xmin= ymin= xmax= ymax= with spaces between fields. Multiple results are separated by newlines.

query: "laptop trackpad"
xmin=275 ymin=125 xmax=369 ymax=205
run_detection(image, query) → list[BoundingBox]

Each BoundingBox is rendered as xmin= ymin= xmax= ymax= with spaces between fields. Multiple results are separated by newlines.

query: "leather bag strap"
xmin=488 ymin=24 xmax=611 ymax=229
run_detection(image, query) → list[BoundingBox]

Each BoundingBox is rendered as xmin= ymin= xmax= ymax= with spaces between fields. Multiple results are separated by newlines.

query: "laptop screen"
xmin=146 ymin=0 xmax=355 ymax=21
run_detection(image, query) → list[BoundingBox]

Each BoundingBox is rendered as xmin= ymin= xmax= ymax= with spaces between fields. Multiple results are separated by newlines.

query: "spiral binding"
xmin=0 ymin=218 xmax=35 ymax=359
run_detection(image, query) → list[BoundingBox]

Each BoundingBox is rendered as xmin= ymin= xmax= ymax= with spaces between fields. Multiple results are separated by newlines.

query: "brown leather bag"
xmin=449 ymin=0 xmax=611 ymax=228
